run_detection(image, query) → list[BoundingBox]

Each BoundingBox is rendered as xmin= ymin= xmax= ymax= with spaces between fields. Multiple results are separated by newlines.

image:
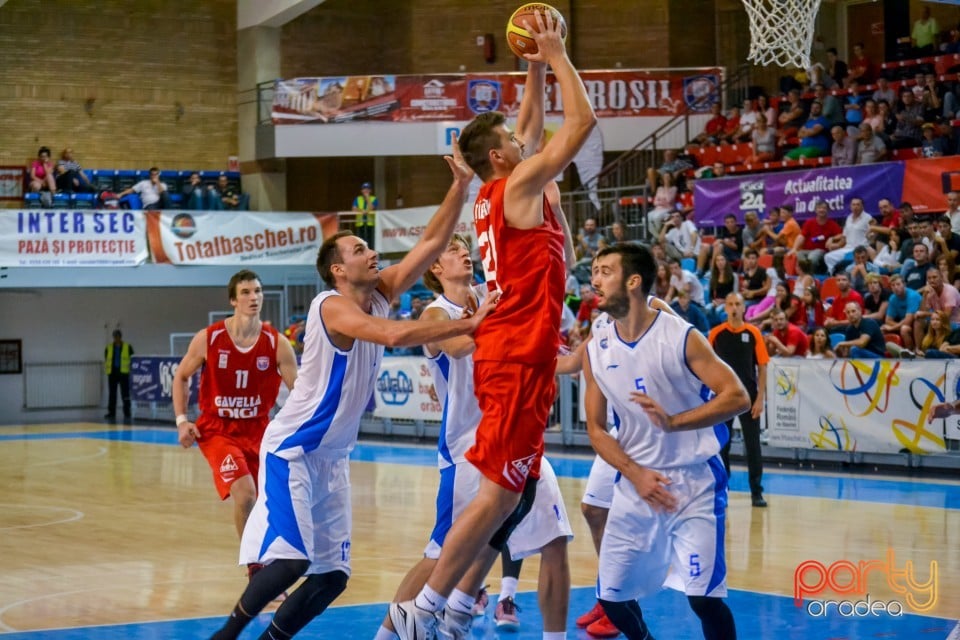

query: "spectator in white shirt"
xmin=659 ymin=209 xmax=701 ymax=261
xmin=825 ymin=197 xmax=874 ymax=274
xmin=946 ymin=191 xmax=960 ymax=234
xmin=117 ymin=166 xmax=169 ymax=210
xmin=666 ymin=258 xmax=705 ymax=306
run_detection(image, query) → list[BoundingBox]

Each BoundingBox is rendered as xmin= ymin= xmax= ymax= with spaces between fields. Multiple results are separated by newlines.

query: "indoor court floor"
xmin=0 ymin=423 xmax=957 ymax=639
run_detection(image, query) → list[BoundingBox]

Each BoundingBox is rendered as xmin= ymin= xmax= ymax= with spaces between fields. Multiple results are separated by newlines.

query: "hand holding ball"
xmin=506 ymin=3 xmax=567 ymax=59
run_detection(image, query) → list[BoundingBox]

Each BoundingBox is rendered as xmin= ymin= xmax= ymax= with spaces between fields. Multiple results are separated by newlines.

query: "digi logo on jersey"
xmin=215 ymin=394 xmax=263 ymax=419
xmin=377 ymin=370 xmax=413 ymax=405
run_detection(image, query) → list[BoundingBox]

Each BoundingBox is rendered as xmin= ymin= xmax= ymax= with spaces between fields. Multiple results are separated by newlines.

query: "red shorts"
xmin=466 ymin=360 xmax=556 ymax=493
xmin=196 ymin=418 xmax=266 ymax=500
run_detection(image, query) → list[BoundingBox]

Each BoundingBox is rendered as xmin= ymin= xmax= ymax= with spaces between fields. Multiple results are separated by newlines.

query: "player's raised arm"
xmin=377 ymin=136 xmax=474 ymax=303
xmin=514 ymin=60 xmax=546 ymax=157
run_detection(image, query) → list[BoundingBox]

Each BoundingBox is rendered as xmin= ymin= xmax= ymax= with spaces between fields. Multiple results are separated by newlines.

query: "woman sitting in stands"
xmin=646 ymin=172 xmax=678 ymax=237
xmin=29 ymin=146 xmax=56 ymax=195
xmin=806 ymin=326 xmax=836 ymax=359
xmin=746 ymin=116 xmax=777 ymax=165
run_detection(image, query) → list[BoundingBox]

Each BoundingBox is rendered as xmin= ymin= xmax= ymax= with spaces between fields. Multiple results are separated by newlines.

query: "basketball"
xmin=505 ymin=3 xmax=567 ymax=59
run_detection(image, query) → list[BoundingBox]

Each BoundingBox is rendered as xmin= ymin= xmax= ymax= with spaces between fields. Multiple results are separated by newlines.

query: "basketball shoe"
xmin=576 ymin=601 xmax=606 ymax=628
xmin=437 ymin=604 xmax=473 ymax=640
xmin=471 ymin=585 xmax=489 ymax=617
xmin=493 ymin=596 xmax=521 ymax=631
xmin=586 ymin=613 xmax=621 ymax=638
xmin=390 ymin=600 xmax=438 ymax=640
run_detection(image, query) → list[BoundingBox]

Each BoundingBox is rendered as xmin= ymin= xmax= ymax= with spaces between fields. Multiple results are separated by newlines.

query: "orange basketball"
xmin=505 ymin=3 xmax=567 ymax=59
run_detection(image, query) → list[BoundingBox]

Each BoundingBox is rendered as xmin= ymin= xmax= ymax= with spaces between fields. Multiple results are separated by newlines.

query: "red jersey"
xmin=473 ymin=177 xmax=565 ymax=364
xmin=197 ymin=320 xmax=281 ymax=435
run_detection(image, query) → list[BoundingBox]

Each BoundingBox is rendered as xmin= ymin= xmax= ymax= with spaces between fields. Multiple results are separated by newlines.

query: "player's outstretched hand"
xmin=522 ymin=10 xmax=565 ymax=64
xmin=928 ymin=402 xmax=956 ymax=423
xmin=177 ymin=420 xmax=201 ymax=448
xmin=630 ymin=392 xmax=673 ymax=431
xmin=443 ymin=132 xmax=474 ymax=186
xmin=625 ymin=465 xmax=677 ymax=513
xmin=465 ymin=290 xmax=500 ymax=328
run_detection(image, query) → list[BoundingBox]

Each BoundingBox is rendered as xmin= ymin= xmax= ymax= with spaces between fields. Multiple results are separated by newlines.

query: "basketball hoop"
xmin=742 ymin=0 xmax=822 ymax=69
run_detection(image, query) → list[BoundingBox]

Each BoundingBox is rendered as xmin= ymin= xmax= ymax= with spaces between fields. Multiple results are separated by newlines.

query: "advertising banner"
xmin=376 ymin=203 xmax=477 ymax=255
xmin=767 ymin=357 xmax=948 ymax=454
xmin=0 ymin=209 xmax=149 ymax=267
xmin=372 ymin=356 xmax=443 ymax=421
xmin=145 ymin=211 xmax=339 ymax=265
xmin=694 ymin=163 xmax=905 ymax=225
xmin=0 ymin=166 xmax=24 ymax=200
xmin=130 ymin=356 xmax=198 ymax=404
xmin=901 ymin=156 xmax=960 ymax=214
xmin=272 ymin=68 xmax=722 ymax=124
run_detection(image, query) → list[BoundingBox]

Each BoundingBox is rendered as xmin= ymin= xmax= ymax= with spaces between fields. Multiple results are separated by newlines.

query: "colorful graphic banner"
xmin=695 ymin=163 xmax=906 ymax=225
xmin=130 ymin=356 xmax=198 ymax=404
xmin=272 ymin=68 xmax=722 ymax=124
xmin=0 ymin=209 xmax=148 ymax=267
xmin=767 ymin=357 xmax=948 ymax=454
xmin=0 ymin=166 xmax=25 ymax=200
xmin=376 ymin=203 xmax=477 ymax=255
xmin=145 ymin=211 xmax=339 ymax=265
xmin=901 ymin=156 xmax=960 ymax=215
xmin=373 ymin=356 xmax=443 ymax=421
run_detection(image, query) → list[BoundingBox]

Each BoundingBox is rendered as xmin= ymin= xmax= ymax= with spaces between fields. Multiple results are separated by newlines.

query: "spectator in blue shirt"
xmin=671 ymin=289 xmax=710 ymax=333
xmin=881 ymin=274 xmax=922 ymax=350
xmin=785 ymin=101 xmax=830 ymax=159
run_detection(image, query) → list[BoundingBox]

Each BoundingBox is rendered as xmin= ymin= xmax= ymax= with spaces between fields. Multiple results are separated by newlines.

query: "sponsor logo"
xmin=256 ymin=356 xmax=270 ymax=371
xmin=467 ymin=79 xmax=501 ymax=114
xmin=377 ymin=369 xmax=413 ymax=405
xmin=218 ymin=353 xmax=229 ymax=368
xmin=219 ymin=454 xmax=239 ymax=474
xmin=170 ymin=213 xmax=197 ymax=239
xmin=682 ymin=74 xmax=719 ymax=112
xmin=501 ymin=453 xmax=537 ymax=488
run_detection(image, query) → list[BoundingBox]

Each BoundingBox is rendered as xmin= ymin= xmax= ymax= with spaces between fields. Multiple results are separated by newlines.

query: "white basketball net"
xmin=742 ymin=0 xmax=822 ymax=69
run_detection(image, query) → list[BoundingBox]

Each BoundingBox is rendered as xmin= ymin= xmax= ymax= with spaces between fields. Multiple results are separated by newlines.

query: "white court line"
xmin=947 ymin=621 xmax=960 ymax=640
xmin=0 ymin=505 xmax=84 ymax=531
xmin=28 ymin=446 xmax=108 ymax=467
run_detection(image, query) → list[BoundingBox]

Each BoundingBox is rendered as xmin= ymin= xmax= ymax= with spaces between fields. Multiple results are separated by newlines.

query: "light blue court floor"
xmin=0 ymin=427 xmax=958 ymax=639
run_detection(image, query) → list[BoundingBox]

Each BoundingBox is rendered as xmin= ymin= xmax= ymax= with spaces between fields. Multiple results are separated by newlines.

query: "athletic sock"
xmin=499 ymin=576 xmax=519 ymax=601
xmin=373 ymin=625 xmax=399 ymax=640
xmin=447 ymin=588 xmax=475 ymax=615
xmin=542 ymin=632 xmax=567 ymax=640
xmin=414 ymin=585 xmax=447 ymax=613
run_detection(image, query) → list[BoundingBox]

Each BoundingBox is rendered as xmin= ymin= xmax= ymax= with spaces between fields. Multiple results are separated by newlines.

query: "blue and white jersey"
xmin=260 ymin=289 xmax=389 ymax=460
xmin=586 ymin=309 xmax=724 ymax=469
xmin=423 ymin=288 xmax=484 ymax=469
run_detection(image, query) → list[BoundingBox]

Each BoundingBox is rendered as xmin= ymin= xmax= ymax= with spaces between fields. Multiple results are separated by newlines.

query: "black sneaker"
xmin=751 ymin=495 xmax=768 ymax=508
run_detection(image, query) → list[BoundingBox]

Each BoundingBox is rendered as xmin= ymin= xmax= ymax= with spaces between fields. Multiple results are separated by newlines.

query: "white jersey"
xmin=423 ymin=289 xmax=483 ymax=468
xmin=586 ymin=309 xmax=724 ymax=469
xmin=261 ymin=288 xmax=389 ymax=459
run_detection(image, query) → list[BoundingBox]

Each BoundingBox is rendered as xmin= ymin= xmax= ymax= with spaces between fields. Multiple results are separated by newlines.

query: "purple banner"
xmin=130 ymin=356 xmax=198 ymax=404
xmin=694 ymin=162 xmax=906 ymax=226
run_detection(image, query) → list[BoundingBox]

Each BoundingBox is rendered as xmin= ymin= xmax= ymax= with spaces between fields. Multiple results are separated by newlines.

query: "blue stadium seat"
xmin=90 ymin=169 xmax=117 ymax=192
xmin=23 ymin=192 xmax=42 ymax=208
xmin=72 ymin=193 xmax=96 ymax=209
xmin=116 ymin=170 xmax=138 ymax=190
xmin=51 ymin=192 xmax=70 ymax=208
xmin=168 ymin=193 xmax=184 ymax=206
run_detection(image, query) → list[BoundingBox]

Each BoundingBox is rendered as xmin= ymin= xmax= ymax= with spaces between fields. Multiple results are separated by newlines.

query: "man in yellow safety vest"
xmin=352 ymin=181 xmax=378 ymax=250
xmin=104 ymin=329 xmax=134 ymax=422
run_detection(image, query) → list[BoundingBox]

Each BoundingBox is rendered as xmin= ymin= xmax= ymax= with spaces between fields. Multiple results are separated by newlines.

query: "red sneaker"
xmin=586 ymin=614 xmax=621 ymax=638
xmin=576 ymin=601 xmax=606 ymax=628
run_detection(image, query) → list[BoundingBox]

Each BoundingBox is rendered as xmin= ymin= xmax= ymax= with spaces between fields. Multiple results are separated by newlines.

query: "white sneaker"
xmin=389 ymin=600 xmax=438 ymax=640
xmin=437 ymin=605 xmax=473 ymax=640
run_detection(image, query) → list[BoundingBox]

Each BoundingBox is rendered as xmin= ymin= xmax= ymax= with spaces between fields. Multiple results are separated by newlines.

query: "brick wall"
xmin=0 ymin=0 xmax=237 ymax=172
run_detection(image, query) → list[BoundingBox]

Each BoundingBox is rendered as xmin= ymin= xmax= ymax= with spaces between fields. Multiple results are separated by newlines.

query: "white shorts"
xmin=597 ymin=456 xmax=728 ymax=602
xmin=240 ymin=451 xmax=352 ymax=576
xmin=425 ymin=457 xmax=573 ymax=561
xmin=581 ymin=454 xmax=617 ymax=509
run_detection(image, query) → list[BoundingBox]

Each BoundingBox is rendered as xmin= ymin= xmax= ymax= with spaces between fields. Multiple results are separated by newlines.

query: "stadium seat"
xmin=23 ymin=192 xmax=42 ymax=208
xmin=681 ymin=257 xmax=696 ymax=273
xmin=757 ymin=254 xmax=773 ymax=270
xmin=829 ymin=332 xmax=844 ymax=350
xmin=72 ymin=193 xmax=96 ymax=209
xmin=783 ymin=252 xmax=798 ymax=276
xmin=819 ymin=277 xmax=840 ymax=303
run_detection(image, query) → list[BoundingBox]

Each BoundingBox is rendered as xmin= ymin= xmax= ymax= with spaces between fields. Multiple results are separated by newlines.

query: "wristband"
xmin=176 ymin=414 xmax=189 ymax=426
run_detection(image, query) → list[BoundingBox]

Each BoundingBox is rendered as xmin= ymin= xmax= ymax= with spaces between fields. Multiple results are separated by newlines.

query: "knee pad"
xmin=488 ymin=477 xmax=538 ymax=551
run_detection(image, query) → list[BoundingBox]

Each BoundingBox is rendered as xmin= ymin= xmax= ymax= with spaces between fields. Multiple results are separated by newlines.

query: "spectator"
xmin=666 ymin=258 xmax=705 ymax=306
xmin=765 ymin=308 xmax=809 ymax=357
xmin=756 ymin=207 xmax=783 ymax=255
xmin=856 ymin=122 xmax=888 ymax=164
xmin=712 ymin=212 xmax=744 ymax=264
xmin=741 ymin=210 xmax=766 ymax=255
xmin=938 ymin=253 xmax=959 ymax=289
xmin=862 ymin=99 xmax=882 ymax=133
xmin=843 ymin=79 xmax=865 ymax=129
xmin=777 ymin=89 xmax=807 ymax=139
xmin=911 ymin=6 xmax=939 ymax=56
xmin=796 ymin=200 xmax=843 ymax=273
xmin=574 ymin=283 xmax=599 ymax=338
xmin=807 ymin=326 xmax=837 ymax=359
xmin=706 ymin=251 xmax=738 ymax=325
xmin=846 ymin=245 xmax=881 ymax=294
xmin=746 ymin=116 xmax=777 ymax=165
xmin=847 ymin=42 xmax=875 ymax=86
xmin=915 ymin=266 xmax=960 ymax=346
xmin=891 ymin=89 xmax=924 ymax=149
xmin=117 ymin=166 xmax=169 ymax=210
xmin=739 ymin=248 xmax=770 ymax=309
xmin=825 ymin=47 xmax=849 ymax=87
xmin=861 ymin=273 xmax=890 ymax=322
xmin=792 ymin=255 xmax=816 ymax=299
xmin=182 ymin=172 xmax=214 ymax=210
xmin=756 ymin=94 xmax=777 ymax=126
xmin=352 ymin=181 xmax=377 ymax=249
xmin=652 ymin=262 xmax=671 ymax=300
xmin=823 ymin=272 xmax=863 ymax=333
xmin=835 ymin=301 xmax=886 ymax=358
xmin=735 ymin=98 xmax=759 ymax=141
xmin=870 ymin=198 xmax=901 ymax=238
xmin=904 ymin=243 xmax=933 ymax=290
xmin=877 ymin=100 xmax=897 ymax=140
xmin=872 ymin=77 xmax=896 ymax=107
xmin=720 ymin=106 xmax=741 ymax=143
xmin=671 ymin=289 xmax=710 ymax=333
xmin=920 ymin=85 xmax=942 ymax=123
xmin=211 ymin=174 xmax=247 ymax=211
xmin=693 ymin=102 xmax=727 ymax=146
xmin=937 ymin=214 xmax=960 ymax=262
xmin=917 ymin=311 xmax=960 ymax=358
xmin=802 ymin=285 xmax=827 ymax=331
xmin=831 ymin=125 xmax=856 ymax=166
xmin=646 ymin=148 xmax=693 ymax=193
xmin=882 ymin=274 xmax=922 ymax=350
xmin=937 ymin=118 xmax=960 ymax=156
xmin=947 ymin=192 xmax=960 ymax=234
xmin=774 ymin=205 xmax=802 ymax=255
xmin=577 ymin=217 xmax=604 ymax=260
xmin=28 ymin=146 xmax=56 ymax=203
xmin=659 ymin=209 xmax=700 ymax=261
xmin=920 ymin=123 xmax=949 ymax=157
xmin=825 ymin=197 xmax=873 ymax=274
xmin=54 ymin=147 xmax=94 ymax=193
xmin=646 ymin=172 xmax=678 ymax=237
xmin=784 ymin=100 xmax=830 ymax=159
xmin=104 ymin=329 xmax=134 ymax=422
xmin=814 ymin=84 xmax=844 ymax=127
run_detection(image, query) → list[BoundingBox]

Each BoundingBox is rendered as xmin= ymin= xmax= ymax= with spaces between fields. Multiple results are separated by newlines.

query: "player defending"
xmin=208 ymin=141 xmax=498 ymax=640
xmin=377 ymin=236 xmax=573 ymax=640
xmin=389 ymin=10 xmax=596 ymax=640
xmin=173 ymin=269 xmax=298 ymax=571
xmin=583 ymin=244 xmax=748 ymax=640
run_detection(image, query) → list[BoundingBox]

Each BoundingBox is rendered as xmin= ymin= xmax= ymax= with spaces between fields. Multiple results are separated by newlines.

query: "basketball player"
xmin=390 ymin=12 xmax=595 ymax=639
xmin=376 ymin=236 xmax=572 ymax=640
xmin=583 ymin=243 xmax=748 ymax=640
xmin=173 ymin=269 xmax=299 ymax=569
xmin=208 ymin=142 xmax=500 ymax=640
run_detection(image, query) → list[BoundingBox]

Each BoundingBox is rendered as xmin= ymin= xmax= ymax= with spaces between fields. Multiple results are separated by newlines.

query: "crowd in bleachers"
xmin=24 ymin=145 xmax=247 ymax=211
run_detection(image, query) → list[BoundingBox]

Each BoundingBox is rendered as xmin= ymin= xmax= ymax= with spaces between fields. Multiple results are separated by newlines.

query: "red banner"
xmin=271 ymin=68 xmax=722 ymax=124
xmin=901 ymin=156 xmax=960 ymax=214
